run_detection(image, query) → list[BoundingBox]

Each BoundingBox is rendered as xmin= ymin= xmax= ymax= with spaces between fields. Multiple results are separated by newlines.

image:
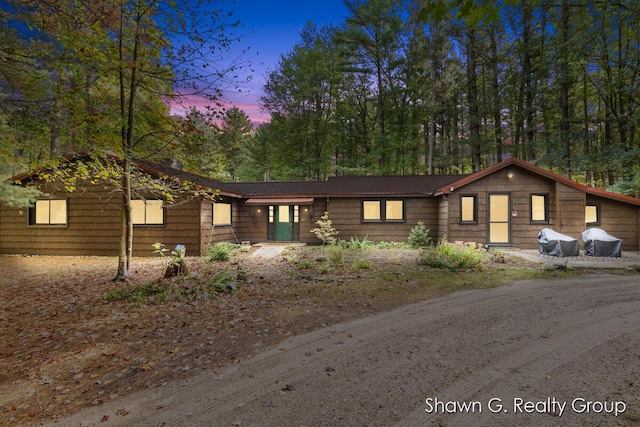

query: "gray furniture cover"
xmin=538 ymin=228 xmax=579 ymax=257
xmin=582 ymin=228 xmax=622 ymax=257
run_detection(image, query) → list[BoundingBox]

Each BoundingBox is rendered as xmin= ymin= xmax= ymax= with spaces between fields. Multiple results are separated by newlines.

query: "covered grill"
xmin=582 ymin=228 xmax=622 ymax=257
xmin=538 ymin=228 xmax=579 ymax=257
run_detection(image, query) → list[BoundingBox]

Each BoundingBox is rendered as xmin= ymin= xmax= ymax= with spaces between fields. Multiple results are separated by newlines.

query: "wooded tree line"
xmin=2 ymin=0 xmax=640 ymax=197
xmin=255 ymin=0 xmax=640 ymax=197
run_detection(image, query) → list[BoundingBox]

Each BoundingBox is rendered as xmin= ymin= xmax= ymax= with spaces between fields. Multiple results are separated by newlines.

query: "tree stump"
xmin=164 ymin=260 xmax=189 ymax=278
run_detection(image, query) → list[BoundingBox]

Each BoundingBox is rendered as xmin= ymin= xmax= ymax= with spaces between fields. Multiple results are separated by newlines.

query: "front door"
xmin=488 ymin=193 xmax=511 ymax=245
xmin=274 ymin=205 xmax=294 ymax=241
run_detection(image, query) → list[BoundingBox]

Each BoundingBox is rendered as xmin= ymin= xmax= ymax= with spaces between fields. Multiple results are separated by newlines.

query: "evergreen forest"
xmin=2 ymin=0 xmax=640 ymax=198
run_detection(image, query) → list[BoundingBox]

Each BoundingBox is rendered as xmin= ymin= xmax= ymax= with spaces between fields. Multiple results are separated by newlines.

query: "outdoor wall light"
xmin=507 ymin=172 xmax=514 ymax=179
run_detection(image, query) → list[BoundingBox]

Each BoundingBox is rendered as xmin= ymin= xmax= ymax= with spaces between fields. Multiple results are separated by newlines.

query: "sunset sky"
xmin=171 ymin=0 xmax=349 ymax=126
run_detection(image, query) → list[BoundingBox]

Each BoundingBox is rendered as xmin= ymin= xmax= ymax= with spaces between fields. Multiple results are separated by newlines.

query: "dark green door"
xmin=274 ymin=205 xmax=294 ymax=241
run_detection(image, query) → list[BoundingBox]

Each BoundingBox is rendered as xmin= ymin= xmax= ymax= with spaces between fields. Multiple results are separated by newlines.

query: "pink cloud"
xmin=169 ymin=93 xmax=271 ymax=127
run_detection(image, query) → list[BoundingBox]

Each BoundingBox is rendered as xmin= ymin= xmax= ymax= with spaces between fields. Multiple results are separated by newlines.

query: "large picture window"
xmin=530 ymin=194 xmax=549 ymax=223
xmin=29 ymin=199 xmax=67 ymax=225
xmin=132 ymin=199 xmax=164 ymax=225
xmin=460 ymin=195 xmax=477 ymax=223
xmin=213 ymin=202 xmax=232 ymax=226
xmin=362 ymin=200 xmax=404 ymax=222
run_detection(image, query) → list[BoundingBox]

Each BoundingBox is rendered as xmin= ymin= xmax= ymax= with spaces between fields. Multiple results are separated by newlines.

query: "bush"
xmin=351 ymin=258 xmax=371 ymax=270
xmin=407 ymin=221 xmax=432 ymax=248
xmin=421 ymin=241 xmax=486 ymax=271
xmin=347 ymin=235 xmax=373 ymax=250
xmin=311 ymin=211 xmax=339 ymax=246
xmin=207 ymin=242 xmax=238 ymax=262
xmin=326 ymin=245 xmax=345 ymax=268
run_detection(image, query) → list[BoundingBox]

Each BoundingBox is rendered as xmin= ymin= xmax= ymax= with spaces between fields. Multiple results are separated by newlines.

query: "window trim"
xmin=28 ymin=199 xmax=68 ymax=227
xmin=585 ymin=203 xmax=600 ymax=226
xmin=212 ymin=202 xmax=232 ymax=226
xmin=361 ymin=199 xmax=405 ymax=223
xmin=459 ymin=194 xmax=478 ymax=224
xmin=132 ymin=199 xmax=165 ymax=226
xmin=530 ymin=193 xmax=549 ymax=224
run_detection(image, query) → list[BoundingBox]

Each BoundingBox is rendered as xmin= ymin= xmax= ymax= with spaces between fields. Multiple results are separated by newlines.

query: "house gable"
xmin=435 ymin=158 xmax=640 ymax=250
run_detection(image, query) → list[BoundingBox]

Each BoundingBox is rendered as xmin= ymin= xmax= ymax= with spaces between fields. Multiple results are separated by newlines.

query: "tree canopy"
xmin=253 ymin=0 xmax=640 ymax=195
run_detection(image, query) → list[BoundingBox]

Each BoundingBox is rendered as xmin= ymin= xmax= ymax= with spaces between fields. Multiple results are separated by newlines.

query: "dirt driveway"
xmin=48 ymin=273 xmax=640 ymax=427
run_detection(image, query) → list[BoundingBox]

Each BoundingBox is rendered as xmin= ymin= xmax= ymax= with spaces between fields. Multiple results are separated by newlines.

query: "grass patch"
xmin=106 ymin=271 xmax=237 ymax=304
xmin=276 ymin=245 xmax=577 ymax=314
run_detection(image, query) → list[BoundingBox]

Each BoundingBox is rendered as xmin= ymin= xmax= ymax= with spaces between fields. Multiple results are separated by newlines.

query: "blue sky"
xmin=179 ymin=0 xmax=349 ymax=124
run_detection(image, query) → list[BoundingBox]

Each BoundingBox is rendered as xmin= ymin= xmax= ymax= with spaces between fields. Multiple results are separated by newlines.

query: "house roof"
xmin=134 ymin=160 xmax=244 ymax=198
xmin=10 ymin=153 xmax=640 ymax=207
xmin=435 ymin=157 xmax=640 ymax=207
xmin=224 ymin=175 xmax=468 ymax=198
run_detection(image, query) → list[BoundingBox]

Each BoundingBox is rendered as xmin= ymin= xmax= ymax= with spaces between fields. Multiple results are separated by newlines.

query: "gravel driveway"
xmin=48 ymin=273 xmax=640 ymax=426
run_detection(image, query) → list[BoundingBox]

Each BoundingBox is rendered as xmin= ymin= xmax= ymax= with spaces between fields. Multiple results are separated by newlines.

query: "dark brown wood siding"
xmin=230 ymin=201 xmax=268 ymax=244
xmin=325 ymin=197 xmax=439 ymax=244
xmin=586 ymin=195 xmax=639 ymax=251
xmin=0 ymin=182 xmax=202 ymax=257
xmin=302 ymin=199 xmax=328 ymax=244
xmin=447 ymin=165 xmax=561 ymax=248
xmin=437 ymin=197 xmax=449 ymax=242
xmin=200 ymin=199 xmax=240 ymax=253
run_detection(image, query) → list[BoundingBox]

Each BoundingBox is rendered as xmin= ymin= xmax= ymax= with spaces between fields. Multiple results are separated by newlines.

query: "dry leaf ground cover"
xmin=0 ymin=245 xmax=560 ymax=426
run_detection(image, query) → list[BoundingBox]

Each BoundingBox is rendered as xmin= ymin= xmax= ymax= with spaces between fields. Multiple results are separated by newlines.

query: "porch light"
xmin=507 ymin=172 xmax=514 ymax=179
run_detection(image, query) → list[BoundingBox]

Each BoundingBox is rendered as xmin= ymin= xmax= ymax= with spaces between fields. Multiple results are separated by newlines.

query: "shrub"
xmin=421 ymin=241 xmax=486 ymax=271
xmin=347 ymin=235 xmax=373 ymax=250
xmin=352 ymin=258 xmax=371 ymax=270
xmin=326 ymin=245 xmax=345 ymax=268
xmin=207 ymin=242 xmax=238 ymax=262
xmin=188 ymin=272 xmax=235 ymax=302
xmin=407 ymin=221 xmax=432 ymax=248
xmin=311 ymin=212 xmax=339 ymax=246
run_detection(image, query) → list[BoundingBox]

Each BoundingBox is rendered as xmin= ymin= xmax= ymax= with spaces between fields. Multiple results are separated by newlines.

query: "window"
xmin=385 ymin=200 xmax=404 ymax=221
xmin=132 ymin=199 xmax=164 ymax=225
xmin=585 ymin=204 xmax=599 ymax=225
xmin=460 ymin=195 xmax=477 ymax=223
xmin=213 ymin=202 xmax=232 ymax=226
xmin=362 ymin=200 xmax=404 ymax=222
xmin=278 ymin=205 xmax=290 ymax=222
xmin=29 ymin=199 xmax=67 ymax=225
xmin=362 ymin=201 xmax=382 ymax=221
xmin=530 ymin=194 xmax=549 ymax=223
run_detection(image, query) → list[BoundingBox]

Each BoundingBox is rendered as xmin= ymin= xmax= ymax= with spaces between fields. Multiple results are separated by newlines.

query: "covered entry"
xmin=245 ymin=198 xmax=313 ymax=242
xmin=272 ymin=205 xmax=296 ymax=241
